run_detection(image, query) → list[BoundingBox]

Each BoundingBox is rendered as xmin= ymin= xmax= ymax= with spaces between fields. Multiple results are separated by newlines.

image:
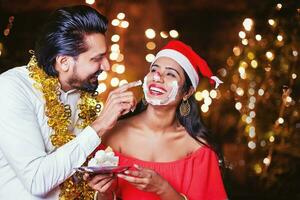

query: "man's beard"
xmin=70 ymin=70 xmax=103 ymax=93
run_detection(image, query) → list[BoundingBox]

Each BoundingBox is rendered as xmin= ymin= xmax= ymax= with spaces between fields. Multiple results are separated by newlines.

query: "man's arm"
xmin=0 ymin=77 xmax=101 ymax=197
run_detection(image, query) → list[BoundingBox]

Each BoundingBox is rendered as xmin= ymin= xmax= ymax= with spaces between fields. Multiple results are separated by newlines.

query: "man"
xmin=0 ymin=5 xmax=138 ymax=200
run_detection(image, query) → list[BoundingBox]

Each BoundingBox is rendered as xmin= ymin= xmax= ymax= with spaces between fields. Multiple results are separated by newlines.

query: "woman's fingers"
xmin=117 ymin=173 xmax=148 ymax=184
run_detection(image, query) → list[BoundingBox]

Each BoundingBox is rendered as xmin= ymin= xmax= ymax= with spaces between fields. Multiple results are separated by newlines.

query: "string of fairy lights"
xmin=223 ymin=2 xmax=299 ymax=175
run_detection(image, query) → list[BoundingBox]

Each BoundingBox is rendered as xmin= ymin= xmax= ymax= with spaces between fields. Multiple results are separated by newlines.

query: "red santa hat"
xmin=152 ymin=40 xmax=223 ymax=89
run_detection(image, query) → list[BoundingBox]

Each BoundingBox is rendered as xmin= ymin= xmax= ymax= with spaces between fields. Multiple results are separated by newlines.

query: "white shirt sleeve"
xmin=0 ymin=75 xmax=101 ymax=197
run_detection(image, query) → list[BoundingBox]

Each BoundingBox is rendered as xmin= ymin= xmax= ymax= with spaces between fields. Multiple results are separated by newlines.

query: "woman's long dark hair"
xmin=122 ymin=72 xmax=225 ymax=169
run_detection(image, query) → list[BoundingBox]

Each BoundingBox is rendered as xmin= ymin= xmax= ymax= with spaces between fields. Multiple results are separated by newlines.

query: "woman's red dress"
xmin=114 ymin=146 xmax=228 ymax=200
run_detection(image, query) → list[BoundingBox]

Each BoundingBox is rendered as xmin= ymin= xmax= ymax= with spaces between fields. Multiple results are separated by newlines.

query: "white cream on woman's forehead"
xmin=142 ymin=75 xmax=179 ymax=106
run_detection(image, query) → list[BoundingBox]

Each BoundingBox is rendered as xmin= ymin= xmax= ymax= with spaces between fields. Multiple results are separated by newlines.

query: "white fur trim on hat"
xmin=153 ymin=49 xmax=199 ymax=88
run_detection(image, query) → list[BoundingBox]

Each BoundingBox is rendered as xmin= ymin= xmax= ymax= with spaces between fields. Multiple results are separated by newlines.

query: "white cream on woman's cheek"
xmin=142 ymin=76 xmax=179 ymax=106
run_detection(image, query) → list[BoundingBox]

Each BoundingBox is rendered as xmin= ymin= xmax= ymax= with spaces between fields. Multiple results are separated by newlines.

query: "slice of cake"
xmin=88 ymin=146 xmax=119 ymax=167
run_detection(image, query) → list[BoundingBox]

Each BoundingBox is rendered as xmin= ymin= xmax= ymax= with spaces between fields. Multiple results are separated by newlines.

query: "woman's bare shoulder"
xmin=102 ymin=116 xmax=139 ymax=150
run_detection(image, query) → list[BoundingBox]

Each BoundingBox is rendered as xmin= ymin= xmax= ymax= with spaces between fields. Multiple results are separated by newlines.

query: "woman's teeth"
xmin=149 ymin=86 xmax=166 ymax=94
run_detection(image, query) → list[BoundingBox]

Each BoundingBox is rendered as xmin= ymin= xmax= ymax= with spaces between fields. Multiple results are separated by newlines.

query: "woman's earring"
xmin=179 ymin=98 xmax=190 ymax=117
xmin=142 ymin=96 xmax=148 ymax=106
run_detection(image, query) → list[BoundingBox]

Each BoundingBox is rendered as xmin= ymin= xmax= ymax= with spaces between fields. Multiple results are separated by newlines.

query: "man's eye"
xmin=92 ymin=57 xmax=102 ymax=62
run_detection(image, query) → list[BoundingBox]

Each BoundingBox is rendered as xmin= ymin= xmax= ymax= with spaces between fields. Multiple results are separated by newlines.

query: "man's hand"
xmin=91 ymin=80 xmax=141 ymax=137
xmin=83 ymin=173 xmax=116 ymax=200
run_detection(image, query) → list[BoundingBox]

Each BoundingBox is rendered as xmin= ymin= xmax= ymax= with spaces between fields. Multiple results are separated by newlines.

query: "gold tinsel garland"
xmin=27 ymin=55 xmax=101 ymax=199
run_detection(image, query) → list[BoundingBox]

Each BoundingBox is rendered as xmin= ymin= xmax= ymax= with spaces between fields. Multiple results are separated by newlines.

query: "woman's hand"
xmin=83 ymin=173 xmax=116 ymax=199
xmin=117 ymin=164 xmax=170 ymax=195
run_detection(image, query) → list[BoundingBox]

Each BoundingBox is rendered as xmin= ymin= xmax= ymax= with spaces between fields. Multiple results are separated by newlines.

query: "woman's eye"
xmin=167 ymin=73 xmax=176 ymax=78
xmin=150 ymin=68 xmax=157 ymax=73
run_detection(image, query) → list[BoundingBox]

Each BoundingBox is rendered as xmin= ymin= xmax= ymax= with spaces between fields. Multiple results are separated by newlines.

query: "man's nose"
xmin=100 ymin=57 xmax=110 ymax=71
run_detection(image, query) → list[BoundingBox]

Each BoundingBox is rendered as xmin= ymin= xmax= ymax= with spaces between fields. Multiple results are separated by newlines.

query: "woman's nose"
xmin=153 ymin=72 xmax=162 ymax=82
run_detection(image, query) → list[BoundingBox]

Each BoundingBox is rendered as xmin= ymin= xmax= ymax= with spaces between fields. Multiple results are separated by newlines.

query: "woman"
xmin=86 ymin=40 xmax=227 ymax=200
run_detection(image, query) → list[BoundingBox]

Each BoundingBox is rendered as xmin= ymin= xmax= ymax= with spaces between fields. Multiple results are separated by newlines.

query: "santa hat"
xmin=152 ymin=40 xmax=223 ymax=89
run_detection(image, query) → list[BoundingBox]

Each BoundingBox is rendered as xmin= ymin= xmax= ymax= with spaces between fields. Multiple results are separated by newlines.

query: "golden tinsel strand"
xmin=27 ymin=55 xmax=99 ymax=200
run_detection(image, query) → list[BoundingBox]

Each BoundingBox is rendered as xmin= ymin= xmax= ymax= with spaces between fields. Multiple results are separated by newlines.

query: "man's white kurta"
xmin=0 ymin=66 xmax=101 ymax=199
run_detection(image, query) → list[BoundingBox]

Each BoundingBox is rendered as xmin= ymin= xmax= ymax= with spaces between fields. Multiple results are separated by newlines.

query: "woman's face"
xmin=142 ymin=57 xmax=187 ymax=106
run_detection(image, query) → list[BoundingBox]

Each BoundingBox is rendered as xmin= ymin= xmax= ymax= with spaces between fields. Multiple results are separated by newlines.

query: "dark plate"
xmin=75 ymin=165 xmax=130 ymax=175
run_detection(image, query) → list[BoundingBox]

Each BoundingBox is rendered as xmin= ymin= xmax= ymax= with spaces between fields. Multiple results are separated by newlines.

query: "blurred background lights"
xmin=111 ymin=19 xmax=120 ymax=26
xmin=254 ymin=164 xmax=262 ymax=174
xmin=201 ymin=90 xmax=209 ymax=98
xmin=117 ymin=12 xmax=125 ymax=20
xmin=195 ymin=91 xmax=203 ymax=101
xmin=258 ymin=88 xmax=265 ymax=96
xmin=201 ymin=104 xmax=209 ymax=113
xmin=146 ymin=41 xmax=156 ymax=50
xmin=255 ymin=34 xmax=262 ymax=41
xmin=239 ymin=31 xmax=246 ymax=39
xmin=260 ymin=140 xmax=266 ymax=147
xmin=204 ymin=97 xmax=212 ymax=106
xmin=110 ymin=77 xmax=120 ymax=87
xmin=251 ymin=60 xmax=258 ymax=68
xmin=119 ymin=79 xmax=128 ymax=86
xmin=97 ymin=83 xmax=107 ymax=93
xmin=276 ymin=3 xmax=282 ymax=10
xmin=248 ymin=88 xmax=255 ymax=95
xmin=98 ymin=71 xmax=108 ymax=81
xmin=115 ymin=64 xmax=125 ymax=74
xmin=268 ymin=19 xmax=276 ymax=26
xmin=111 ymin=34 xmax=120 ymax=42
xmin=292 ymin=50 xmax=298 ymax=57
xmin=145 ymin=53 xmax=155 ymax=62
xmin=169 ymin=30 xmax=179 ymax=38
xmin=278 ymin=117 xmax=284 ymax=124
xmin=112 ymin=63 xmax=119 ymax=72
xmin=277 ymin=35 xmax=283 ymax=41
xmin=233 ymin=46 xmax=241 ymax=56
xmin=250 ymin=111 xmax=256 ymax=118
xmin=266 ymin=51 xmax=274 ymax=61
xmin=236 ymin=87 xmax=244 ymax=96
xmin=109 ymin=52 xmax=119 ymax=60
xmin=160 ymin=31 xmax=168 ymax=38
xmin=250 ymin=96 xmax=256 ymax=103
xmin=246 ymin=116 xmax=252 ymax=124
xmin=243 ymin=18 xmax=253 ymax=31
xmin=247 ymin=52 xmax=255 ymax=60
xmin=263 ymin=158 xmax=271 ymax=166
xmin=248 ymin=141 xmax=256 ymax=149
xmin=235 ymin=102 xmax=242 ymax=110
xmin=85 ymin=0 xmax=95 ymax=5
xmin=111 ymin=44 xmax=120 ymax=52
xmin=120 ymin=21 xmax=129 ymax=28
xmin=242 ymin=39 xmax=248 ymax=45
xmin=116 ymin=54 xmax=124 ymax=62
xmin=145 ymin=29 xmax=156 ymax=39
xmin=210 ymin=90 xmax=217 ymax=99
